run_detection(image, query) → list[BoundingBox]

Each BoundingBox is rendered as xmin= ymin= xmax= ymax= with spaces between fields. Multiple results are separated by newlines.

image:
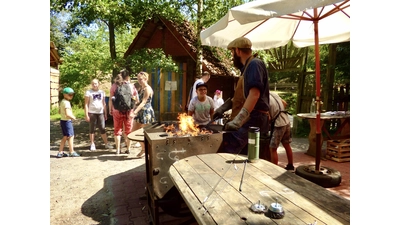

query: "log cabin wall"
xmin=50 ymin=42 xmax=61 ymax=108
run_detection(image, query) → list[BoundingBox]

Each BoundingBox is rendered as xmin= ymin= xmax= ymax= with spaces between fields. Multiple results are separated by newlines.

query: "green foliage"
xmin=254 ymin=50 xmax=274 ymax=64
xmin=73 ymin=106 xmax=86 ymax=119
xmin=50 ymin=113 xmax=61 ymax=121
xmin=50 ymin=11 xmax=70 ymax=54
xmin=50 ymin=106 xmax=85 ymax=121
xmin=51 ymin=0 xmax=184 ymax=37
xmin=50 ymin=106 xmax=59 ymax=116
xmin=51 ymin=0 xmax=185 ymax=82
xmin=306 ymin=42 xmax=350 ymax=86
xmin=177 ymin=0 xmax=248 ymax=29
xmin=293 ymin=118 xmax=310 ymax=138
xmin=278 ymin=92 xmax=297 ymax=115
xmin=58 ymin=21 xmax=138 ymax=106
xmin=125 ymin=48 xmax=179 ymax=75
xmin=272 ymin=91 xmax=309 ymax=138
xmin=333 ymin=42 xmax=350 ymax=84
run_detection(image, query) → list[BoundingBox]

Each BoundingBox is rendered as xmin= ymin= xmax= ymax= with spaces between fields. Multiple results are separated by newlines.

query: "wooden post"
xmin=324 ymin=44 xmax=337 ymax=112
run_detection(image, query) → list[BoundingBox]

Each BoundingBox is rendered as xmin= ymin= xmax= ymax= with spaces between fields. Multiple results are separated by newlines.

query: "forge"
xmin=142 ymin=121 xmax=225 ymax=224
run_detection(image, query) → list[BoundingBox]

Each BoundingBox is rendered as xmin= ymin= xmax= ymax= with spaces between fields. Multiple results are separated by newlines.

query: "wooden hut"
xmin=50 ymin=42 xmax=62 ymax=108
xmin=124 ymin=16 xmax=235 ymax=121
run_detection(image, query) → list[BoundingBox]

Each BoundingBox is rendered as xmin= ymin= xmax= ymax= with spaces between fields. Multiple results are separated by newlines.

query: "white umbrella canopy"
xmin=201 ymin=0 xmax=350 ymax=172
xmin=201 ymin=0 xmax=350 ymax=50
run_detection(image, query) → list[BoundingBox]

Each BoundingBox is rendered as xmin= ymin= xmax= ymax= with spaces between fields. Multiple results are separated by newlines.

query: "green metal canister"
xmin=248 ymin=127 xmax=260 ymax=162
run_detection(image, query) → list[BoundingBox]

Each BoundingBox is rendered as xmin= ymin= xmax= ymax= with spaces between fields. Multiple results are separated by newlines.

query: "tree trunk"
xmin=108 ymin=20 xmax=118 ymax=82
xmin=196 ymin=0 xmax=203 ymax=77
xmin=323 ymin=44 xmax=337 ymax=111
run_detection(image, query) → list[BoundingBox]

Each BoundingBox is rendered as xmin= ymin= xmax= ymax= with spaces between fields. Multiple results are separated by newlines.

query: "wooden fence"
xmin=144 ymin=63 xmax=236 ymax=122
xmin=296 ymin=78 xmax=350 ymax=137
xmin=145 ymin=63 xmax=187 ymax=122
xmin=269 ymin=82 xmax=297 ymax=91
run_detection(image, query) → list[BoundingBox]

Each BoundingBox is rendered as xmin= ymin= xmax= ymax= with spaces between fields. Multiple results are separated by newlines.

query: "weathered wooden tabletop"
xmin=169 ymin=153 xmax=350 ymax=225
xmin=127 ymin=128 xmax=144 ymax=142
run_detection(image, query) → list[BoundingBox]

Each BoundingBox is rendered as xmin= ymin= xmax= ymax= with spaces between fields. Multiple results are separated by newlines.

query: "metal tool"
xmin=202 ymin=163 xmax=239 ymax=215
xmin=239 ymin=160 xmax=247 ymax=191
xmin=198 ymin=160 xmax=233 ymax=210
xmin=199 ymin=155 xmax=244 ymax=211
xmin=265 ymin=198 xmax=285 ymax=219
xmin=250 ymin=200 xmax=267 ymax=213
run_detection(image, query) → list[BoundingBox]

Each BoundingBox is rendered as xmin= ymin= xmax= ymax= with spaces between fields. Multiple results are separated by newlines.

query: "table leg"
xmin=334 ymin=118 xmax=350 ymax=138
xmin=305 ymin=119 xmax=325 ymax=158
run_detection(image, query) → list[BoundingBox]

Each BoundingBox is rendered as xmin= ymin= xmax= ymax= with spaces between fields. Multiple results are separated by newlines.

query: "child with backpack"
xmin=109 ymin=70 xmax=137 ymax=155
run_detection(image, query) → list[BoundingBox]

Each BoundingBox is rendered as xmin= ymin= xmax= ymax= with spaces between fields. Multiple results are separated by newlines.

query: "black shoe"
xmin=285 ymin=164 xmax=295 ymax=170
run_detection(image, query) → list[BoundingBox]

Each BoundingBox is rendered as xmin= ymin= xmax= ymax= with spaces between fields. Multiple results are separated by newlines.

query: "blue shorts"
xmin=60 ymin=120 xmax=74 ymax=137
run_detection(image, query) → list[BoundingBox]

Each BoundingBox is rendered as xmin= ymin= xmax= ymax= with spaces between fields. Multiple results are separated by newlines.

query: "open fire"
xmin=162 ymin=113 xmax=214 ymax=137
xmin=143 ymin=114 xmax=224 ymax=209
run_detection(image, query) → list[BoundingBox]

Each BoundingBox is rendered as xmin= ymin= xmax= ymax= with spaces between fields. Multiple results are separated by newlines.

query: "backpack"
xmin=113 ymin=83 xmax=133 ymax=112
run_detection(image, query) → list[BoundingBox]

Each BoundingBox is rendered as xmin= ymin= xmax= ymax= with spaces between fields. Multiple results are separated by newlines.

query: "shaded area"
xmin=81 ymin=164 xmax=147 ymax=225
xmin=273 ymin=169 xmax=350 ymax=224
xmin=276 ymin=145 xmax=350 ymax=200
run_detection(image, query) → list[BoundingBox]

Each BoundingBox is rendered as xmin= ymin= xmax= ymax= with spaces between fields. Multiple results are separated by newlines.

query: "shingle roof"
xmin=125 ymin=16 xmax=234 ymax=76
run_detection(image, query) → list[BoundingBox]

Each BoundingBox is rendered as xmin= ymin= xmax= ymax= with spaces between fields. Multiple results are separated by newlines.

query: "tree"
xmin=51 ymin=0 xmax=254 ymax=103
xmin=50 ymin=11 xmax=70 ymax=55
xmin=125 ymin=48 xmax=179 ymax=75
xmin=306 ymin=42 xmax=350 ymax=86
xmin=172 ymin=0 xmax=250 ymax=76
xmin=51 ymin=0 xmax=184 ymax=79
xmin=59 ymin=22 xmax=138 ymax=106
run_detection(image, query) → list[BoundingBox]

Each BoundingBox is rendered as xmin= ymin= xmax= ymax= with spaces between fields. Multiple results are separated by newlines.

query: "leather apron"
xmin=231 ymin=55 xmax=255 ymax=118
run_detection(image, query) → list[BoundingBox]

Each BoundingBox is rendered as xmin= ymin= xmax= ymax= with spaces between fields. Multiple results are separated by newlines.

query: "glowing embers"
xmin=163 ymin=113 xmax=214 ymax=137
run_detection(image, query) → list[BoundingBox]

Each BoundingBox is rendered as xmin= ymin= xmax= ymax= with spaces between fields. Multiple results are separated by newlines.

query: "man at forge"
xmin=214 ymin=37 xmax=270 ymax=159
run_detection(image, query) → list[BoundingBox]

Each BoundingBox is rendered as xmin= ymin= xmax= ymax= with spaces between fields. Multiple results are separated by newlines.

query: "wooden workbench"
xmin=169 ymin=153 xmax=350 ymax=225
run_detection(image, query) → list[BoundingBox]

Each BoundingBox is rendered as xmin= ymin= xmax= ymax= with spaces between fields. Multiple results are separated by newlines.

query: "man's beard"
xmin=233 ymin=53 xmax=244 ymax=70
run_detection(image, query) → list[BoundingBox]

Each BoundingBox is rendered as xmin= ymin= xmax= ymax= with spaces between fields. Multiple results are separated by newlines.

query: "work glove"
xmin=213 ymin=98 xmax=232 ymax=121
xmin=225 ymin=108 xmax=250 ymax=131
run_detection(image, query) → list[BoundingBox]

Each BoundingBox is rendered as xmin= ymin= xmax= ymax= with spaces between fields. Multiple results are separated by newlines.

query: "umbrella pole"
xmin=314 ymin=8 xmax=321 ymax=172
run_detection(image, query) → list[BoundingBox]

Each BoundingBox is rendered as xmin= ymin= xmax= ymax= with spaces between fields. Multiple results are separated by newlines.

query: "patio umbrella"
xmin=200 ymin=0 xmax=350 ymax=172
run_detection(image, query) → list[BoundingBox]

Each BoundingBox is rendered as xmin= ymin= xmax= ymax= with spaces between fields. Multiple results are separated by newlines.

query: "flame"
xmin=163 ymin=113 xmax=213 ymax=137
xmin=178 ymin=113 xmax=199 ymax=136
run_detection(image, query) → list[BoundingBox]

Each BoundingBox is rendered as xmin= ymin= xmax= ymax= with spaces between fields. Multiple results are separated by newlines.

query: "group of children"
xmin=56 ymin=70 xmax=155 ymax=158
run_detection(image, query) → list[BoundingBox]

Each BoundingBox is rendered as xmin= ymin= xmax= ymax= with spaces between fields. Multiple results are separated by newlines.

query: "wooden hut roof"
xmin=50 ymin=42 xmax=62 ymax=68
xmin=124 ymin=16 xmax=233 ymax=76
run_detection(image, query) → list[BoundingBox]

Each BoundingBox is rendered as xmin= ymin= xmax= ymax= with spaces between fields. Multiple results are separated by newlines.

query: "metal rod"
xmin=239 ymin=160 xmax=247 ymax=191
xmin=202 ymin=163 xmax=239 ymax=215
xmin=199 ymin=147 xmax=247 ymax=211
xmin=198 ymin=160 xmax=234 ymax=209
